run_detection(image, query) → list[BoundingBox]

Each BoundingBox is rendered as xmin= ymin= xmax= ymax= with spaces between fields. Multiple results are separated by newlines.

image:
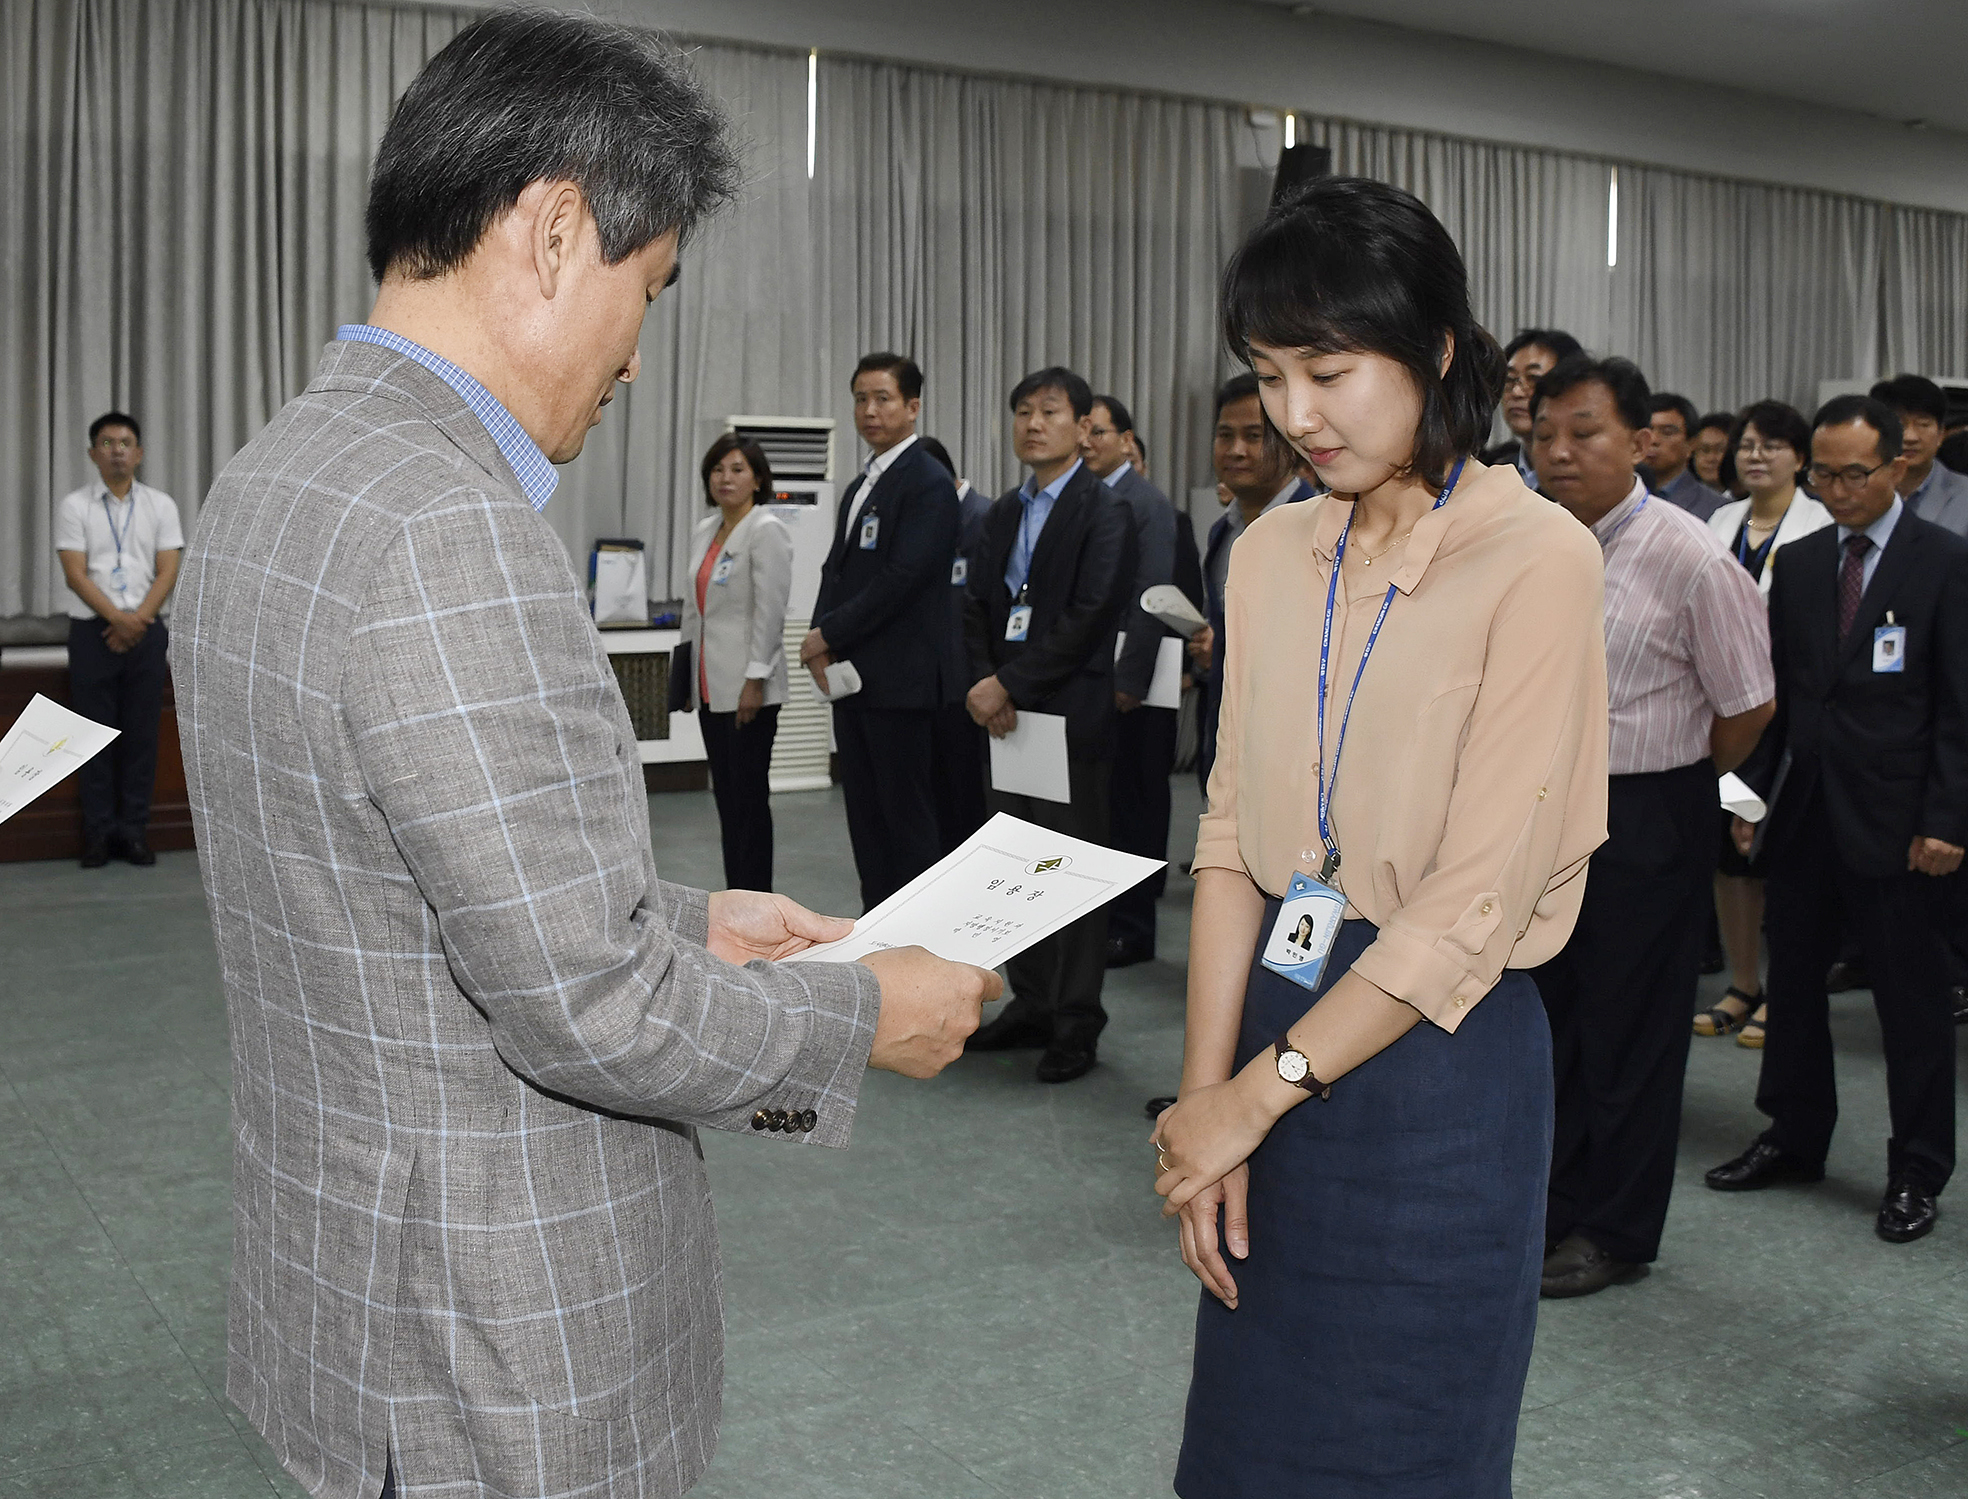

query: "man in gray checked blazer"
xmin=172 ymin=15 xmax=995 ymax=1499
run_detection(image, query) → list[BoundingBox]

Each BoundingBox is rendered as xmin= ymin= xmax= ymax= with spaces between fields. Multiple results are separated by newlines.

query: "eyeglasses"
xmin=1735 ymin=440 xmax=1793 ymax=458
xmin=1501 ymin=371 xmax=1547 ymax=392
xmin=1806 ymin=460 xmax=1891 ymax=491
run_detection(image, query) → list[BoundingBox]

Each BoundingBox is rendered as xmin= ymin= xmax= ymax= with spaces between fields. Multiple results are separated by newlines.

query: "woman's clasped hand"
xmin=1150 ymin=1077 xmax=1282 ymax=1309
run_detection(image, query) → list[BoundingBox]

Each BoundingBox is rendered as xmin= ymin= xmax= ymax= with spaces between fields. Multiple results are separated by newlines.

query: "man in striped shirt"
xmin=1527 ymin=355 xmax=1776 ymax=1298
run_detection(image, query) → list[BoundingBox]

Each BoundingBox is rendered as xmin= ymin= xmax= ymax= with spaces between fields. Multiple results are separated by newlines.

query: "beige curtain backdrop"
xmin=7 ymin=0 xmax=1968 ymax=618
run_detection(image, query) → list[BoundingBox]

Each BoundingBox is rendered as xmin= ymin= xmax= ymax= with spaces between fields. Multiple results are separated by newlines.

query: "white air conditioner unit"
xmin=718 ymin=415 xmax=835 ymax=483
xmin=707 ymin=416 xmax=840 ymax=794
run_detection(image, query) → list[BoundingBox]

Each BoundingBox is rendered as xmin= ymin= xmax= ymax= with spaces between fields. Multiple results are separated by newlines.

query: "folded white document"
xmin=1115 ymin=633 xmax=1185 ymax=711
xmin=1140 ymin=583 xmax=1206 ymax=637
xmin=819 ymin=660 xmax=863 ymax=700
xmin=1718 ymin=771 xmax=1767 ymax=823
xmin=0 ymin=694 xmax=119 ymax=826
xmin=988 ymin=710 xmax=1070 ymax=803
xmin=799 ymin=812 xmax=1164 ymax=969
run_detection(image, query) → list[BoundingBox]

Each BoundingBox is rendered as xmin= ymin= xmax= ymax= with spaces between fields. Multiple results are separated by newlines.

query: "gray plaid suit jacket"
xmin=173 ymin=339 xmax=879 ymax=1499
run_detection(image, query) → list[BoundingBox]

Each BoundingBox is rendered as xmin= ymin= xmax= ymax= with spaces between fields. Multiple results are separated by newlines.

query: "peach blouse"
xmin=1192 ymin=461 xmax=1610 ymax=1032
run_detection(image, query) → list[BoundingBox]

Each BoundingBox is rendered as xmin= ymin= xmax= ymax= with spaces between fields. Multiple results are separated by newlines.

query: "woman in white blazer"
xmin=1698 ymin=401 xmax=1832 ymax=1048
xmin=681 ymin=434 xmax=793 ymax=890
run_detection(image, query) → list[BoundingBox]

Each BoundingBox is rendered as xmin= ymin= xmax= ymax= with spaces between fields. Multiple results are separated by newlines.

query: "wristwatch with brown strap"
xmin=1273 ymin=1032 xmax=1333 ymax=1100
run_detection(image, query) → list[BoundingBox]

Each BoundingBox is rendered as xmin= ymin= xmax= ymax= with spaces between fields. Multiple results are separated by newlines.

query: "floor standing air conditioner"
xmin=708 ymin=416 xmax=838 ymax=794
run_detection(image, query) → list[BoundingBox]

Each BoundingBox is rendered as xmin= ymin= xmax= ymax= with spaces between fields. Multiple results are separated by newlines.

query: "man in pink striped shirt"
xmin=1528 ymin=355 xmax=1776 ymax=1298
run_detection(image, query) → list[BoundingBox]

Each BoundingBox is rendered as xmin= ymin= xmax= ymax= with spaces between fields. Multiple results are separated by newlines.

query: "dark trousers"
xmin=929 ymin=701 xmax=988 ymax=855
xmin=1108 ymin=703 xmax=1178 ymax=950
xmin=834 ymin=702 xmax=942 ymax=911
xmin=700 ymin=704 xmax=779 ymax=890
xmin=988 ymin=757 xmax=1112 ymax=1045
xmin=1534 ymin=760 xmax=1716 ymax=1264
xmin=1756 ymin=790 xmax=1957 ymax=1190
xmin=67 ymin=616 xmax=169 ymax=846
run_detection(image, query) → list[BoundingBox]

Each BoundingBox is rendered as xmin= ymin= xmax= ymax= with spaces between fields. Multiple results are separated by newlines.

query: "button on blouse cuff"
xmin=1348 ymin=924 xmax=1495 ymax=1033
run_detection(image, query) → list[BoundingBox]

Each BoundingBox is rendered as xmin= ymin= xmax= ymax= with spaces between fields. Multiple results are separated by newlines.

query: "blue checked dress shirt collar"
xmin=1004 ymin=458 xmax=1082 ymax=597
xmin=334 ymin=324 xmax=558 ymax=511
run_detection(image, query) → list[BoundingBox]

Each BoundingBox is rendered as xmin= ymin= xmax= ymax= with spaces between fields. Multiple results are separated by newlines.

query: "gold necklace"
xmin=1355 ymin=529 xmax=1413 ymax=567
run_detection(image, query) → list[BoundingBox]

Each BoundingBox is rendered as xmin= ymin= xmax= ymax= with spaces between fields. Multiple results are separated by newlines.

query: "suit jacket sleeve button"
xmin=802 ymin=1109 xmax=818 ymax=1132
xmin=751 ymin=1110 xmax=769 ymax=1131
xmin=771 ymin=1109 xmax=789 ymax=1131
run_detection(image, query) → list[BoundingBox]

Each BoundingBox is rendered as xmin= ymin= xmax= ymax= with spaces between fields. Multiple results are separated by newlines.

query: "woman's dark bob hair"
xmin=699 ymin=432 xmax=774 ymax=507
xmin=1221 ymin=176 xmax=1506 ymax=490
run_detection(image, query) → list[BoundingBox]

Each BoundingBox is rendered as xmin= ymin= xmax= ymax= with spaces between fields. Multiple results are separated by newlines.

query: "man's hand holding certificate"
xmin=801 ymin=813 xmax=1164 ymax=971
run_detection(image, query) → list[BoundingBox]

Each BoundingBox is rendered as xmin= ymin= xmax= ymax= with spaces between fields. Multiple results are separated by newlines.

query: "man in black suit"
xmin=1707 ymin=395 xmax=1968 ymax=1244
xmin=963 ymin=367 xmax=1137 ymax=1082
xmin=1083 ymin=394 xmax=1182 ymax=968
xmin=803 ymin=352 xmax=960 ymax=908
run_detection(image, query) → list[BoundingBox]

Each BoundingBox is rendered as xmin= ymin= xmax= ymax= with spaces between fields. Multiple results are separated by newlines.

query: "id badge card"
xmin=1005 ymin=603 xmax=1033 ymax=642
xmin=1260 ymin=871 xmax=1348 ymax=994
xmin=951 ymin=557 xmax=968 ymax=587
xmin=859 ymin=514 xmax=880 ymax=550
xmin=1873 ymin=624 xmax=1906 ymax=673
xmin=108 ymin=565 xmax=128 ymax=593
xmin=710 ymin=554 xmax=736 ymax=586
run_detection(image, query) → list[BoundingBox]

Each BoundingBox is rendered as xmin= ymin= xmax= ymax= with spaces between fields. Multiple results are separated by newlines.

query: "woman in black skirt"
xmin=1150 ymin=179 xmax=1610 ymax=1498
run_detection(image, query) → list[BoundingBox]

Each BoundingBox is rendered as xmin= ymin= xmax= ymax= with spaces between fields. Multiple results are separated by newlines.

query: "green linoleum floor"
xmin=1 ymin=780 xmax=1963 ymax=1497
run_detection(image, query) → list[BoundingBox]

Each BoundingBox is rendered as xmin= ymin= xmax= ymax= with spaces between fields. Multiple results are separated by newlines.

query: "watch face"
xmin=1277 ymin=1049 xmax=1310 ymax=1083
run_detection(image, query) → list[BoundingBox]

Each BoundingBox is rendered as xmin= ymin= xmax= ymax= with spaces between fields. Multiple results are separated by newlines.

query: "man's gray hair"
xmin=365 ymin=9 xmax=741 ymax=281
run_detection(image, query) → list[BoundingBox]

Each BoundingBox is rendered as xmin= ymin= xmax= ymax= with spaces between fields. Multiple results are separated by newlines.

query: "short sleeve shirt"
xmin=54 ymin=479 xmax=185 ymax=618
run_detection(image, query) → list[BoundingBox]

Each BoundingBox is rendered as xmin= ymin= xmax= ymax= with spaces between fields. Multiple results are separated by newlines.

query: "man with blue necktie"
xmin=963 ymin=367 xmax=1137 ymax=1082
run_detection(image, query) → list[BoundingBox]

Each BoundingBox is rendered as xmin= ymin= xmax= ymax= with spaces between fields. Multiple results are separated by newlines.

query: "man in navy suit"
xmin=963 ymin=367 xmax=1137 ymax=1082
xmin=1707 ymin=395 xmax=1968 ymax=1244
xmin=1194 ymin=374 xmax=1316 ymax=799
xmin=1083 ymin=393 xmax=1183 ymax=968
xmin=803 ymin=353 xmax=961 ymax=908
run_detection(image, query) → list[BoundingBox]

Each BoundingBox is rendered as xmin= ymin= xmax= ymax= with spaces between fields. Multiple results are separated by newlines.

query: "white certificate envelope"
xmin=988 ymin=710 xmax=1070 ymax=803
xmin=1718 ymin=771 xmax=1767 ymax=823
xmin=1112 ymin=634 xmax=1185 ymax=710
xmin=799 ymin=812 xmax=1164 ymax=969
xmin=1140 ymin=583 xmax=1205 ymax=637
xmin=0 ymin=694 xmax=120 ymax=826
xmin=820 ymin=660 xmax=863 ymax=700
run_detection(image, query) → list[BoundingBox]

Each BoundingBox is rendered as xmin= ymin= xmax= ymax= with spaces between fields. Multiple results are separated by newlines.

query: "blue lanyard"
xmin=1314 ymin=458 xmax=1464 ymax=882
xmin=101 ymin=491 xmax=134 ymax=565
xmin=1600 ymin=491 xmax=1650 ymax=549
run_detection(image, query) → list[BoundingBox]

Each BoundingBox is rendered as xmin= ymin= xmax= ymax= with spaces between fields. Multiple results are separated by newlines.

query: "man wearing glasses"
xmin=1484 ymin=327 xmax=1583 ymax=489
xmin=1707 ymin=395 xmax=1968 ymax=1246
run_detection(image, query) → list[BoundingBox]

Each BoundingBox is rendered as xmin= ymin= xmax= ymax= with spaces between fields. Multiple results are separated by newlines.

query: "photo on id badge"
xmin=1262 ymin=871 xmax=1347 ymax=992
xmin=1874 ymin=619 xmax=1905 ymax=673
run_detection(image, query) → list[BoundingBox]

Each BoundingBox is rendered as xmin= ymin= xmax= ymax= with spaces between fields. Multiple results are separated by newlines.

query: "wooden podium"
xmin=0 ymin=658 xmax=195 ymax=862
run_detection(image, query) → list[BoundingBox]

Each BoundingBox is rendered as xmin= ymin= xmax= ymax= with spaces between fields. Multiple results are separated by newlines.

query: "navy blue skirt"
xmin=1174 ymin=914 xmax=1551 ymax=1499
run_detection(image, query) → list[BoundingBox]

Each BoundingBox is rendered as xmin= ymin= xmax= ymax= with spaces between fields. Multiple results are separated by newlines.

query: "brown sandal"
xmin=1695 ymin=986 xmax=1758 ymax=1037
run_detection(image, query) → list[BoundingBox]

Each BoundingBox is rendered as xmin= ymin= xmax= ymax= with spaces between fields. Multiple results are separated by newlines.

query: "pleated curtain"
xmin=7 ymin=0 xmax=1968 ymax=618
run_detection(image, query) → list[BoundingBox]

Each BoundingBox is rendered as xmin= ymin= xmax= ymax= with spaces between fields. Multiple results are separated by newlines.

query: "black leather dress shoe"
xmin=1540 ymin=1233 xmax=1646 ymax=1298
xmin=1704 ymin=1139 xmax=1826 ymax=1192
xmin=1104 ymin=938 xmax=1154 ymax=970
xmin=80 ymin=840 xmax=110 ymax=869
xmin=123 ymin=837 xmax=156 ymax=867
xmin=1035 ymin=1041 xmax=1096 ymax=1084
xmin=967 ymin=1010 xmax=1052 ymax=1052
xmin=1825 ymin=959 xmax=1869 ymax=993
xmin=1952 ymin=986 xmax=1968 ymax=1026
xmin=1143 ymin=1094 xmax=1178 ymax=1121
xmin=1876 ymin=1176 xmax=1940 ymax=1243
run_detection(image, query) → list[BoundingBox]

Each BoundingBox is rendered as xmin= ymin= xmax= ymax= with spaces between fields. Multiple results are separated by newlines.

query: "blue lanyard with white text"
xmin=1314 ymin=458 xmax=1464 ymax=883
xmin=102 ymin=491 xmax=134 ymax=567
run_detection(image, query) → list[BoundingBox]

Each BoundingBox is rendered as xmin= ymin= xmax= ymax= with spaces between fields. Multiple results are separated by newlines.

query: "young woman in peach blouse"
xmin=1151 ymin=178 xmax=1610 ymax=1497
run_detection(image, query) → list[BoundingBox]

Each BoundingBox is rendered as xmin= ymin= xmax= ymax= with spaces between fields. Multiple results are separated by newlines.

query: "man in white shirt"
xmin=54 ymin=412 xmax=184 ymax=866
